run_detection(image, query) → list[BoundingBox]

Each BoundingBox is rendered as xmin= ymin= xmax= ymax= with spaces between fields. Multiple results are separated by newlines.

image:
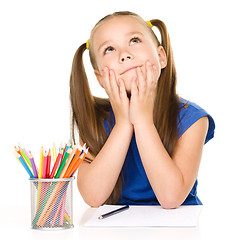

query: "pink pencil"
xmin=46 ymin=149 xmax=51 ymax=178
xmin=42 ymin=151 xmax=47 ymax=179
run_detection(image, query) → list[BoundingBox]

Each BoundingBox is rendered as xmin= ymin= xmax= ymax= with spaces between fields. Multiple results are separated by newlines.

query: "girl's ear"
xmin=157 ymin=46 xmax=167 ymax=69
xmin=94 ymin=69 xmax=104 ymax=88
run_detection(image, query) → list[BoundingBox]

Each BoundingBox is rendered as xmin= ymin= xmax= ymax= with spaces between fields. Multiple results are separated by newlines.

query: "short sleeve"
xmin=103 ymin=107 xmax=115 ymax=135
xmin=178 ymin=99 xmax=215 ymax=144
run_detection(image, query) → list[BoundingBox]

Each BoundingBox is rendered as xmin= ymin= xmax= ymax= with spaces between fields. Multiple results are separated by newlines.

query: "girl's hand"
xmin=101 ymin=67 xmax=132 ymax=127
xmin=130 ymin=61 xmax=160 ymax=126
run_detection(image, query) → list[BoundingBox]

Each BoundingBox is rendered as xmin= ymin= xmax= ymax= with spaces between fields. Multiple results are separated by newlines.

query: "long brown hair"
xmin=70 ymin=11 xmax=179 ymax=204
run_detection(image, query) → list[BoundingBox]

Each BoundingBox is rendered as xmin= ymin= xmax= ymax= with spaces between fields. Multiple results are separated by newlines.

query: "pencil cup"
xmin=30 ymin=177 xmax=74 ymax=230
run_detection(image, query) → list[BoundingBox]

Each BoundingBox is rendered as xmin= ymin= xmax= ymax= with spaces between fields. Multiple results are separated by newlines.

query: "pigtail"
xmin=70 ymin=43 xmax=110 ymax=157
xmin=150 ymin=19 xmax=179 ymax=157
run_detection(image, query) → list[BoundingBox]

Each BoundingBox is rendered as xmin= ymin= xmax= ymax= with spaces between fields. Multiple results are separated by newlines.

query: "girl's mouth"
xmin=120 ymin=65 xmax=143 ymax=75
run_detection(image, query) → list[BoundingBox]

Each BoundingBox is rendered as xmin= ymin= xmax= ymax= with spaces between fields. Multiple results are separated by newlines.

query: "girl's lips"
xmin=120 ymin=65 xmax=143 ymax=75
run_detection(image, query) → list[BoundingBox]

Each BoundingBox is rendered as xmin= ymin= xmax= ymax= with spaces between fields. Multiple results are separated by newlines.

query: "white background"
xmin=0 ymin=0 xmax=233 ymax=235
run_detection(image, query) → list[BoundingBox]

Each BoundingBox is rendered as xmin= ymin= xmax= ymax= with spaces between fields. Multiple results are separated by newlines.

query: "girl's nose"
xmin=120 ymin=52 xmax=133 ymax=63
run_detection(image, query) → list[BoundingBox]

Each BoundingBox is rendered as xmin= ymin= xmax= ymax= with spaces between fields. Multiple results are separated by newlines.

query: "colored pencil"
xmin=63 ymin=147 xmax=82 ymax=178
xmin=60 ymin=144 xmax=67 ymax=166
xmin=46 ymin=149 xmax=51 ymax=178
xmin=49 ymin=149 xmax=63 ymax=179
xmin=17 ymin=147 xmax=33 ymax=173
xmin=51 ymin=194 xmax=64 ymax=226
xmin=14 ymin=142 xmax=88 ymax=228
xmin=59 ymin=145 xmax=79 ymax=178
xmin=36 ymin=181 xmax=66 ymax=226
xmin=64 ymin=148 xmax=88 ymax=178
xmin=70 ymin=150 xmax=88 ymax=177
xmin=59 ymin=191 xmax=66 ymax=226
xmin=38 ymin=146 xmax=44 ymax=179
xmin=42 ymin=151 xmax=47 ymax=179
xmin=19 ymin=146 xmax=32 ymax=170
xmin=52 ymin=142 xmax=57 ymax=164
xmin=14 ymin=152 xmax=34 ymax=178
xmin=55 ymin=148 xmax=72 ymax=178
xmin=14 ymin=142 xmax=88 ymax=179
xmin=29 ymin=151 xmax=38 ymax=178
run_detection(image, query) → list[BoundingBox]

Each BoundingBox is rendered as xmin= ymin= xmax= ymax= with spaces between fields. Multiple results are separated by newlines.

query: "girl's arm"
xmin=134 ymin=116 xmax=208 ymax=209
xmin=77 ymin=123 xmax=133 ymax=207
xmin=130 ymin=61 xmax=209 ymax=208
xmin=77 ymin=68 xmax=133 ymax=207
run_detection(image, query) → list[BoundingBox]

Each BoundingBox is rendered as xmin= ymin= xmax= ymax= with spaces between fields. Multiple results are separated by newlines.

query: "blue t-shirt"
xmin=103 ymin=98 xmax=215 ymax=205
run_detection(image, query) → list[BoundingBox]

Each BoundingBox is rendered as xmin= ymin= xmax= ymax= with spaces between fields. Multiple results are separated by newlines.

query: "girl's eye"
xmin=104 ymin=46 xmax=115 ymax=55
xmin=130 ymin=37 xmax=141 ymax=45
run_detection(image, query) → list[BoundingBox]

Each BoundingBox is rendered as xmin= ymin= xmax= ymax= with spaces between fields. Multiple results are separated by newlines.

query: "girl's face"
xmin=92 ymin=16 xmax=167 ymax=93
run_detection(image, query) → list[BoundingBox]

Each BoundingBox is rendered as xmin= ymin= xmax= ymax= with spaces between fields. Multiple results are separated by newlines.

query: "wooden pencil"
xmin=46 ymin=149 xmax=51 ymax=178
xmin=49 ymin=149 xmax=63 ymax=179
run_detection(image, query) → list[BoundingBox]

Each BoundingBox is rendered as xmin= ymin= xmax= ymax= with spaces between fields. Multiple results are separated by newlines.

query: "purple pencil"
xmin=29 ymin=151 xmax=38 ymax=178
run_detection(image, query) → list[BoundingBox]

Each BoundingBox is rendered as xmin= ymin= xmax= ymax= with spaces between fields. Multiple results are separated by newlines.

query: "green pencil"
xmin=54 ymin=148 xmax=72 ymax=178
xmin=19 ymin=146 xmax=32 ymax=169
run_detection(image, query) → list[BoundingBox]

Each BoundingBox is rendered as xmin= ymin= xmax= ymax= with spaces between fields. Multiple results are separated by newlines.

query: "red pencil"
xmin=46 ymin=149 xmax=51 ymax=178
xmin=49 ymin=149 xmax=63 ymax=179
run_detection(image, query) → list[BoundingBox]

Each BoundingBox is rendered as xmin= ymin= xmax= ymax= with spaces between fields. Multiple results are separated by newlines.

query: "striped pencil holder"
xmin=30 ymin=177 xmax=74 ymax=230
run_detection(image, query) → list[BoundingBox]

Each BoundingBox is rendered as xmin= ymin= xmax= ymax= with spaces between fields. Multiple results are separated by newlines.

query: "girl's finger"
xmin=136 ymin=66 xmax=146 ymax=96
xmin=109 ymin=69 xmax=120 ymax=98
xmin=146 ymin=61 xmax=157 ymax=89
xmin=131 ymin=76 xmax=139 ymax=98
xmin=102 ymin=67 xmax=111 ymax=95
xmin=118 ymin=78 xmax=127 ymax=100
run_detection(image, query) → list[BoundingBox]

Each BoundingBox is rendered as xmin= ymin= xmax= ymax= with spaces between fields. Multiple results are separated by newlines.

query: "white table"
xmin=0 ymin=203 xmax=232 ymax=240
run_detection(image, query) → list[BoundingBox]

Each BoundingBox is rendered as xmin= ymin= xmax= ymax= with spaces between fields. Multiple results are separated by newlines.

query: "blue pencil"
xmin=14 ymin=151 xmax=35 ymax=178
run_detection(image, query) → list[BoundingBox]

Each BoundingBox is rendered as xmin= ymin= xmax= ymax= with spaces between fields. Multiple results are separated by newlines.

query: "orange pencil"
xmin=63 ymin=148 xmax=82 ymax=178
xmin=64 ymin=148 xmax=88 ymax=178
xmin=59 ymin=145 xmax=80 ymax=178
xmin=71 ymin=149 xmax=88 ymax=175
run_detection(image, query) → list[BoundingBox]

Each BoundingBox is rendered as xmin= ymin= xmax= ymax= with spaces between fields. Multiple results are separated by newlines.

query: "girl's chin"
xmin=118 ymin=76 xmax=135 ymax=94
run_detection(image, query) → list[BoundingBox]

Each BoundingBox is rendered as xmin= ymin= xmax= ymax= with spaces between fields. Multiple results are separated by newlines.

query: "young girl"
xmin=70 ymin=11 xmax=215 ymax=208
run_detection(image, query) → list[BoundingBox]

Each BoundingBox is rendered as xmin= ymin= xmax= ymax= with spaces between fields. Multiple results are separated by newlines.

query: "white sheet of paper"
xmin=84 ymin=205 xmax=202 ymax=227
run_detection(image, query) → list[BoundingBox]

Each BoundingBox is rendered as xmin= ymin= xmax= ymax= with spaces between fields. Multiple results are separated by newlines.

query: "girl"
xmin=70 ymin=11 xmax=215 ymax=208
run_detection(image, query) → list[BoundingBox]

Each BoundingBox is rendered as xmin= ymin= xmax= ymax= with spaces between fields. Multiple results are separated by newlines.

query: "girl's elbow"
xmin=78 ymin=186 xmax=106 ymax=207
xmin=161 ymin=201 xmax=180 ymax=209
xmin=159 ymin=195 xmax=183 ymax=209
xmin=84 ymin=196 xmax=105 ymax=208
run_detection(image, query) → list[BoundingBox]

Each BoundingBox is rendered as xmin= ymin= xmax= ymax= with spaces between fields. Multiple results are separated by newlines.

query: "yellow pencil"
xmin=52 ymin=142 xmax=57 ymax=164
xmin=36 ymin=146 xmax=44 ymax=208
xmin=38 ymin=146 xmax=44 ymax=179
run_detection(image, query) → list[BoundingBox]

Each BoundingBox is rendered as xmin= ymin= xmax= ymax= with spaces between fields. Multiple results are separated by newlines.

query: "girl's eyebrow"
xmin=98 ymin=31 xmax=144 ymax=52
xmin=98 ymin=40 xmax=111 ymax=52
